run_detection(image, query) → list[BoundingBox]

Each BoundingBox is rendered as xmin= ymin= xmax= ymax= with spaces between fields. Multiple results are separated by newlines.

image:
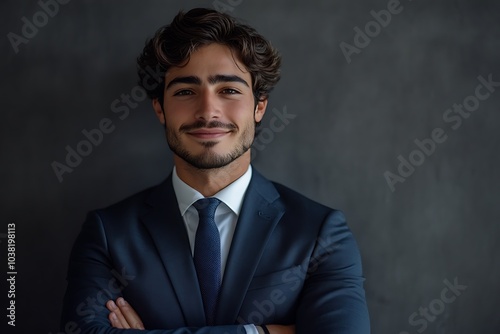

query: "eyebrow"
xmin=166 ymin=74 xmax=249 ymax=90
xmin=166 ymin=76 xmax=201 ymax=90
xmin=208 ymin=74 xmax=249 ymax=87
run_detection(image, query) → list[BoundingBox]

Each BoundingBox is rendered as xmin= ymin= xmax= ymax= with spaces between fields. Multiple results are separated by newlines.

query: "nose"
xmin=195 ymin=90 xmax=220 ymax=121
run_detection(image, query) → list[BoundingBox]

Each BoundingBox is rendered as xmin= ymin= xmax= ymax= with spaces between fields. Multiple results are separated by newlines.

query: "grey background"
xmin=1 ymin=0 xmax=499 ymax=333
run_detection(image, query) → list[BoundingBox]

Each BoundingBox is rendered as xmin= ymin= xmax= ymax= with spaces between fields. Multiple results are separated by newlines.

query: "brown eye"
xmin=221 ymin=88 xmax=240 ymax=94
xmin=174 ymin=90 xmax=194 ymax=96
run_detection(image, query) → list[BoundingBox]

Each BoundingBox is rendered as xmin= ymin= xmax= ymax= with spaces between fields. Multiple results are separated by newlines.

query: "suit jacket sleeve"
xmin=295 ymin=210 xmax=370 ymax=333
xmin=61 ymin=211 xmax=248 ymax=334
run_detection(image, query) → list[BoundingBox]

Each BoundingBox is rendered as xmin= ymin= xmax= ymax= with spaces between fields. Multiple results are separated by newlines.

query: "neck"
xmin=174 ymin=151 xmax=251 ymax=197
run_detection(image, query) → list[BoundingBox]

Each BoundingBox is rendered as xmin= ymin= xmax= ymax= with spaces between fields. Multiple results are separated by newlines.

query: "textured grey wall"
xmin=1 ymin=0 xmax=499 ymax=333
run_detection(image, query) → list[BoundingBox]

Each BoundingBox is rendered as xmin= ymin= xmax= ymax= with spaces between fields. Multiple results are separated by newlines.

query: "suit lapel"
xmin=215 ymin=170 xmax=285 ymax=324
xmin=140 ymin=176 xmax=205 ymax=326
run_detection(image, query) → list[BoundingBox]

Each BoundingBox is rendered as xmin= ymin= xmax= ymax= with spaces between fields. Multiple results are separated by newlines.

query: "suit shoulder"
xmin=94 ymin=180 xmax=164 ymax=217
xmin=269 ymin=181 xmax=349 ymax=237
xmin=271 ymin=181 xmax=339 ymax=216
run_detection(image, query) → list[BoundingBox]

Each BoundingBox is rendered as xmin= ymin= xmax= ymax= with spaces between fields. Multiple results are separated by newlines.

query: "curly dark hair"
xmin=137 ymin=8 xmax=282 ymax=106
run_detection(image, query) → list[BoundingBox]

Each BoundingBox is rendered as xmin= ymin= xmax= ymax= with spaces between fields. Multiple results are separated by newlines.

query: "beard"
xmin=165 ymin=119 xmax=254 ymax=170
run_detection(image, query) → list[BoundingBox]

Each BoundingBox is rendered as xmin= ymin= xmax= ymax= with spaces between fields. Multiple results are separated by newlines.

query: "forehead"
xmin=165 ymin=43 xmax=251 ymax=82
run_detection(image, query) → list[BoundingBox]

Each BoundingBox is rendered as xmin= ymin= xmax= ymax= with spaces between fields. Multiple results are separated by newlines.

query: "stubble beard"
xmin=166 ymin=121 xmax=255 ymax=170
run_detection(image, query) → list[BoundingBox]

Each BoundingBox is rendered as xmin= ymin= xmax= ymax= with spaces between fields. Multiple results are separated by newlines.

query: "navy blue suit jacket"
xmin=61 ymin=169 xmax=370 ymax=333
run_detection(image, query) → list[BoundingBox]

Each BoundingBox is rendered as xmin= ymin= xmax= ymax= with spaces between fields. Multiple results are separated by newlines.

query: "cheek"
xmin=229 ymin=112 xmax=256 ymax=129
xmin=163 ymin=102 xmax=192 ymax=121
xmin=164 ymin=112 xmax=186 ymax=128
xmin=224 ymin=100 xmax=256 ymax=119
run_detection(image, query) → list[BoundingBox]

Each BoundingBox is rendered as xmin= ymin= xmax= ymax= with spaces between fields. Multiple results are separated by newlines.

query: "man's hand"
xmin=106 ymin=297 xmax=295 ymax=333
xmin=106 ymin=297 xmax=145 ymax=330
xmin=265 ymin=325 xmax=295 ymax=334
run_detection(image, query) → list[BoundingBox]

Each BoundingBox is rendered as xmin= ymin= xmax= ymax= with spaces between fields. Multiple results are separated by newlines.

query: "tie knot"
xmin=193 ymin=198 xmax=221 ymax=219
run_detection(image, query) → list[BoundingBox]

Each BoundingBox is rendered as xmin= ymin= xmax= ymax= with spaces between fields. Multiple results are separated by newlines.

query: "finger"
xmin=106 ymin=300 xmax=117 ymax=313
xmin=108 ymin=311 xmax=123 ymax=329
xmin=106 ymin=301 xmax=122 ymax=328
xmin=116 ymin=297 xmax=145 ymax=330
xmin=106 ymin=300 xmax=131 ymax=329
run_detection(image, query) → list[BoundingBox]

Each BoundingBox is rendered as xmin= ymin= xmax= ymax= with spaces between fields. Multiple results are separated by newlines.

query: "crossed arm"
xmin=102 ymin=210 xmax=370 ymax=333
xmin=62 ymin=210 xmax=369 ymax=333
xmin=105 ymin=297 xmax=295 ymax=334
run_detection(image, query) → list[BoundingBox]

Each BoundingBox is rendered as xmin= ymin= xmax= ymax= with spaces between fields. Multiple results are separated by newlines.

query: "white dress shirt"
xmin=172 ymin=165 xmax=259 ymax=334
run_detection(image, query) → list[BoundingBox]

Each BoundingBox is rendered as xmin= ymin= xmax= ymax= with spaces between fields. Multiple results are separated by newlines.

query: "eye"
xmin=173 ymin=89 xmax=194 ymax=96
xmin=221 ymin=88 xmax=240 ymax=95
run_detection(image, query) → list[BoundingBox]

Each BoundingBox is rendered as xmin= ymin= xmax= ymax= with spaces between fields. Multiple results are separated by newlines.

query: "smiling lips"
xmin=187 ymin=129 xmax=231 ymax=139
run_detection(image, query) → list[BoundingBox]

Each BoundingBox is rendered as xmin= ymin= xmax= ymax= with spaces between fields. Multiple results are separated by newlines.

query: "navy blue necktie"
xmin=193 ymin=198 xmax=221 ymax=325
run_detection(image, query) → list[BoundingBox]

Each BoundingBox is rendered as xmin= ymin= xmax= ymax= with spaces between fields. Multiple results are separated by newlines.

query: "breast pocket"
xmin=240 ymin=265 xmax=304 ymax=325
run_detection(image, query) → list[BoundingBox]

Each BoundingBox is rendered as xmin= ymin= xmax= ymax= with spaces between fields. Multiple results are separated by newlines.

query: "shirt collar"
xmin=172 ymin=165 xmax=253 ymax=216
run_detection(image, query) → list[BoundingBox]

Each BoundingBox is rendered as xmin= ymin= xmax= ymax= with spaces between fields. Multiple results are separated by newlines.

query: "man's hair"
xmin=137 ymin=8 xmax=282 ymax=105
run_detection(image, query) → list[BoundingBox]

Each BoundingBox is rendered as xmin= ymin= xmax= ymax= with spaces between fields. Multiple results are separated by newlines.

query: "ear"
xmin=254 ymin=99 xmax=268 ymax=123
xmin=152 ymin=98 xmax=165 ymax=125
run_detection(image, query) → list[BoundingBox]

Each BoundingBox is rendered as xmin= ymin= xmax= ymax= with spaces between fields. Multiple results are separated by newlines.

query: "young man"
xmin=61 ymin=8 xmax=370 ymax=334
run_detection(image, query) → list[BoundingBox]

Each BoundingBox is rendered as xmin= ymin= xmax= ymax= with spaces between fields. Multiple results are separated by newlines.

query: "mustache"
xmin=180 ymin=120 xmax=237 ymax=132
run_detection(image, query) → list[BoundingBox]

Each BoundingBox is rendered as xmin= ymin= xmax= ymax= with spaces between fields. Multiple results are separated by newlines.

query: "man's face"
xmin=153 ymin=43 xmax=267 ymax=170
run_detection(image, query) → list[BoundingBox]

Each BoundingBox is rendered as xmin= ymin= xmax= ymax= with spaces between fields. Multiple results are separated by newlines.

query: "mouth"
xmin=186 ymin=129 xmax=232 ymax=140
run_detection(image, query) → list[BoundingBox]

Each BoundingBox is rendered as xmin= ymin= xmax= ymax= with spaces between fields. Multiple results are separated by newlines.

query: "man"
xmin=61 ymin=8 xmax=370 ymax=334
